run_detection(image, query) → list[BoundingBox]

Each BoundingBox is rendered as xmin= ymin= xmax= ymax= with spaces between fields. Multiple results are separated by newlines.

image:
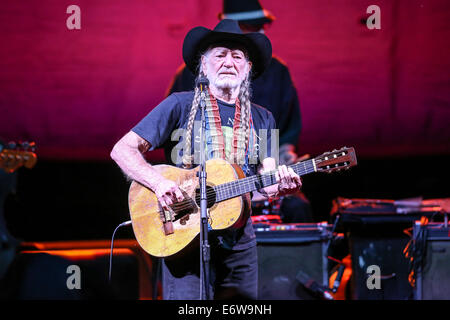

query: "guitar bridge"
xmin=163 ymin=220 xmax=174 ymax=235
xmin=159 ymin=204 xmax=174 ymax=236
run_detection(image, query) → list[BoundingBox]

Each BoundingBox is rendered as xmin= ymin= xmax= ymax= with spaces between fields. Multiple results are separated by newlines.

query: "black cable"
xmin=404 ymin=219 xmax=429 ymax=287
xmin=325 ymin=214 xmax=340 ymax=254
xmin=108 ymin=220 xmax=132 ymax=283
xmin=331 ymin=264 xmax=346 ymax=293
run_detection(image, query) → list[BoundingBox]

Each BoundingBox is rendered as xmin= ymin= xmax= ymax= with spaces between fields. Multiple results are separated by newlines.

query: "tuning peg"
xmin=7 ymin=141 xmax=16 ymax=150
xmin=29 ymin=141 xmax=36 ymax=152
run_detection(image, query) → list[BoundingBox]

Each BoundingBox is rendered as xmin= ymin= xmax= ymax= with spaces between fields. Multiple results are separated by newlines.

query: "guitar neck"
xmin=214 ymin=159 xmax=316 ymax=203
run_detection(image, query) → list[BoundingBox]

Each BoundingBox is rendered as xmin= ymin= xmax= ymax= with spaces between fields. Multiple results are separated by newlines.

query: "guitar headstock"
xmin=314 ymin=147 xmax=357 ymax=173
xmin=0 ymin=141 xmax=37 ymax=173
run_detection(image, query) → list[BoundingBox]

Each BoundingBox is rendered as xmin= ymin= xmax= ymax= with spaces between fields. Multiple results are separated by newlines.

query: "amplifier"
xmin=411 ymin=221 xmax=450 ymax=300
xmin=329 ymin=197 xmax=448 ymax=300
xmin=330 ymin=197 xmax=443 ymax=230
xmin=254 ymin=222 xmax=332 ymax=300
xmin=0 ymin=240 xmax=153 ymax=299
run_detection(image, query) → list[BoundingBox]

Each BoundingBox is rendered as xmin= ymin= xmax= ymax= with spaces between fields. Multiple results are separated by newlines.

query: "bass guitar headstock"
xmin=0 ymin=141 xmax=37 ymax=173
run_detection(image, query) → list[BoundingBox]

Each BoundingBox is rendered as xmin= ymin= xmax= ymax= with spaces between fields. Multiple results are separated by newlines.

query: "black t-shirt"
xmin=132 ymin=91 xmax=277 ymax=250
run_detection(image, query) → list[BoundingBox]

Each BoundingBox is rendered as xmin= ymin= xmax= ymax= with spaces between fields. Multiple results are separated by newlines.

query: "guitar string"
xmin=167 ymin=160 xmax=347 ymax=216
xmin=179 ymin=152 xmax=349 ymax=202
xmin=160 ymin=153 xmax=351 ymax=216
xmin=213 ymin=162 xmax=314 ymax=199
xmin=167 ymin=161 xmax=317 ymax=215
xmin=169 ymin=161 xmax=316 ymax=213
xmin=183 ymin=161 xmax=314 ymax=200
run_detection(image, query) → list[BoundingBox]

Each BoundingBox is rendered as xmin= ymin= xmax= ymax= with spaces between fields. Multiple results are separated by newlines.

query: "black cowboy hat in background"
xmin=218 ymin=0 xmax=275 ymax=26
xmin=182 ymin=19 xmax=272 ymax=79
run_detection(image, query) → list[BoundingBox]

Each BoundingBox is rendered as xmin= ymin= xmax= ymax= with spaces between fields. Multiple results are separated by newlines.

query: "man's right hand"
xmin=110 ymin=131 xmax=185 ymax=211
xmin=153 ymin=177 xmax=185 ymax=212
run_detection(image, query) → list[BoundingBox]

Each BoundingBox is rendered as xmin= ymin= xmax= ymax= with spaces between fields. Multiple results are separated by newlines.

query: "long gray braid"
xmin=234 ymin=73 xmax=252 ymax=165
xmin=181 ymin=74 xmax=202 ymax=168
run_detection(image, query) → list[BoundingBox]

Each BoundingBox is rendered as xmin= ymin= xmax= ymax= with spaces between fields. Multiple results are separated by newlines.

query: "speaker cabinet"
xmin=329 ymin=198 xmax=440 ymax=300
xmin=255 ymin=222 xmax=330 ymax=300
xmin=0 ymin=240 xmax=153 ymax=299
xmin=348 ymin=229 xmax=413 ymax=300
xmin=413 ymin=221 xmax=450 ymax=300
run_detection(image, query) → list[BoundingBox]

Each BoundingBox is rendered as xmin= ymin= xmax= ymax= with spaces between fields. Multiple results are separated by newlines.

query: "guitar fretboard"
xmin=213 ymin=159 xmax=316 ymax=203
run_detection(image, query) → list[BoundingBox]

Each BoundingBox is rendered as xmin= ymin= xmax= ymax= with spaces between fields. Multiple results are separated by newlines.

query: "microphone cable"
xmin=108 ymin=220 xmax=132 ymax=283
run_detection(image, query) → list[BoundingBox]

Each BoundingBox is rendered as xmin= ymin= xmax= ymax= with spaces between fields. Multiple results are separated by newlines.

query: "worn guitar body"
xmin=128 ymin=158 xmax=251 ymax=257
xmin=128 ymin=147 xmax=357 ymax=257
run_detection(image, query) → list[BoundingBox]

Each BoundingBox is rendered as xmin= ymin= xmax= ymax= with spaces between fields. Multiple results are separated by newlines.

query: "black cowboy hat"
xmin=182 ymin=19 xmax=272 ymax=79
xmin=218 ymin=0 xmax=276 ymax=26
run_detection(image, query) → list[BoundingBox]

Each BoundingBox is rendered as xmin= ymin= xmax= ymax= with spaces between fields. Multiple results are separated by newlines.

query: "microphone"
xmin=195 ymin=76 xmax=209 ymax=92
xmin=296 ymin=270 xmax=334 ymax=300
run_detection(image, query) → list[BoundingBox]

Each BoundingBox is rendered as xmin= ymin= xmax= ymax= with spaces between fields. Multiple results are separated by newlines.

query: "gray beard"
xmin=212 ymin=76 xmax=240 ymax=90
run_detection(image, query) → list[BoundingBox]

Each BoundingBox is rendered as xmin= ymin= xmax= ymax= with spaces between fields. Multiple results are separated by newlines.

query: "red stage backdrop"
xmin=1 ymin=0 xmax=449 ymax=161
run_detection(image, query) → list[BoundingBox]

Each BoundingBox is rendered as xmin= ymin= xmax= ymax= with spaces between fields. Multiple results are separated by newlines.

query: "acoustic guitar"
xmin=129 ymin=147 xmax=357 ymax=257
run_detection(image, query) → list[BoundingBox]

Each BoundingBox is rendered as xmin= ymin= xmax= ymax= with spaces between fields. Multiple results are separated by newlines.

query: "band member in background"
xmin=111 ymin=19 xmax=303 ymax=300
xmin=166 ymin=0 xmax=313 ymax=223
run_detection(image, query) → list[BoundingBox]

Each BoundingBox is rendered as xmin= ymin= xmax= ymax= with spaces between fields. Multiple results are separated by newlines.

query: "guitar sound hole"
xmin=167 ymin=187 xmax=216 ymax=223
xmin=194 ymin=185 xmax=217 ymax=208
xmin=170 ymin=190 xmax=197 ymax=222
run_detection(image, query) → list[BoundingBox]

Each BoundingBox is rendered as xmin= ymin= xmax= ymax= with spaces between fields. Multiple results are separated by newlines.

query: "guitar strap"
xmin=203 ymin=88 xmax=255 ymax=166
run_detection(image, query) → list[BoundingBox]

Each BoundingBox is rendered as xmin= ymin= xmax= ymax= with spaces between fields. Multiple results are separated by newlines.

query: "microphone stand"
xmin=197 ymin=78 xmax=210 ymax=300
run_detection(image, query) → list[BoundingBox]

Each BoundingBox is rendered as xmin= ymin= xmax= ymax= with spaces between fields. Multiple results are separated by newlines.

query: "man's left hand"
xmin=275 ymin=165 xmax=302 ymax=196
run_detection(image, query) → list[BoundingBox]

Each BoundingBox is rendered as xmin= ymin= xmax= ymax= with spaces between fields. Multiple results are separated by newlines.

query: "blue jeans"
xmin=161 ymin=243 xmax=258 ymax=300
